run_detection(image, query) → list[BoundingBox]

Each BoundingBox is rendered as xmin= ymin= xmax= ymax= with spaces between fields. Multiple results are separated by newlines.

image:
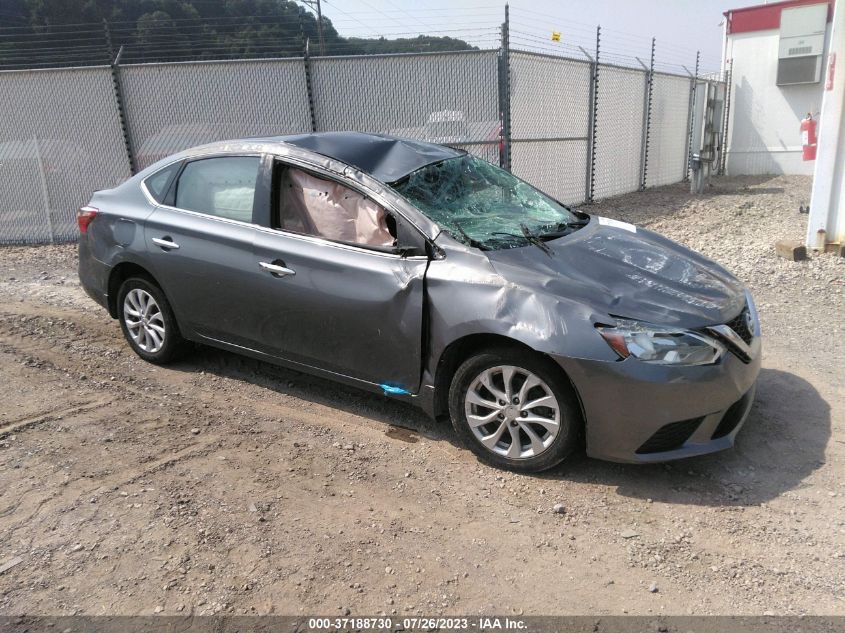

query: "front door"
xmin=250 ymin=163 xmax=428 ymax=392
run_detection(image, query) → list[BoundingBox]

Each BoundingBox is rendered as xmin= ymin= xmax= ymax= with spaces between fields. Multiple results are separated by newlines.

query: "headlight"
xmin=597 ymin=319 xmax=725 ymax=366
xmin=745 ymin=289 xmax=761 ymax=337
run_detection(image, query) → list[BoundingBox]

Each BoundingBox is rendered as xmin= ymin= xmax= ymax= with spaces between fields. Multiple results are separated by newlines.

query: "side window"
xmin=275 ymin=166 xmax=396 ymax=248
xmin=174 ymin=156 xmax=260 ymax=223
xmin=144 ymin=162 xmax=181 ymax=203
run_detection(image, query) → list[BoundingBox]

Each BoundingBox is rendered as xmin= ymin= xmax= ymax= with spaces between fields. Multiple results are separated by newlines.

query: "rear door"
xmin=143 ymin=154 xmax=264 ymax=347
xmin=249 ymin=161 xmax=429 ymax=392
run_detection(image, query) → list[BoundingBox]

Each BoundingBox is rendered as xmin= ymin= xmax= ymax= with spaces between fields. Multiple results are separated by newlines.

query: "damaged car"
xmin=78 ymin=132 xmax=761 ymax=472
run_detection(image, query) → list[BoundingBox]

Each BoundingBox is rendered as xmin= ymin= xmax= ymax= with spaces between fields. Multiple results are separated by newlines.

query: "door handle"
xmin=152 ymin=237 xmax=180 ymax=250
xmin=259 ymin=261 xmax=296 ymax=277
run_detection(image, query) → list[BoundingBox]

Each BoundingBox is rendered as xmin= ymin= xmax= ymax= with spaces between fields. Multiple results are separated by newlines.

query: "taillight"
xmin=77 ymin=206 xmax=98 ymax=234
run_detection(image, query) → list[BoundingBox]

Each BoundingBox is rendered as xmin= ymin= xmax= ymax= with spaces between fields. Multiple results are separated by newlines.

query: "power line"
xmin=298 ymin=0 xmax=326 ymax=55
xmin=0 ymin=4 xmax=718 ymax=74
xmin=320 ymin=0 xmax=381 ymax=38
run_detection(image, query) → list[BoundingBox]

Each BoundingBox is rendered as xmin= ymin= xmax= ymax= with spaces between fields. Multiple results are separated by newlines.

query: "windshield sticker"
xmin=598 ymin=217 xmax=636 ymax=233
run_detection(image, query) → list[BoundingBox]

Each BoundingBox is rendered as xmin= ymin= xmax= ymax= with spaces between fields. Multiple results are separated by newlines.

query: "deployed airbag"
xmin=280 ymin=168 xmax=394 ymax=247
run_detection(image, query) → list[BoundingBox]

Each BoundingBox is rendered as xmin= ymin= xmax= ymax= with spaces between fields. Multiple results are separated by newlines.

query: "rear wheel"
xmin=448 ymin=347 xmax=582 ymax=472
xmin=117 ymin=276 xmax=184 ymax=364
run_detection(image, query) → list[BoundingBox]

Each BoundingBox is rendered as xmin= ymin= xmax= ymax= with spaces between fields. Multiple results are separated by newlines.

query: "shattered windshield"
xmin=391 ymin=154 xmax=584 ymax=250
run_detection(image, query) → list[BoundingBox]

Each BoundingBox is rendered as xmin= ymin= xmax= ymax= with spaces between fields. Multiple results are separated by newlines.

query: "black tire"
xmin=448 ymin=346 xmax=582 ymax=472
xmin=117 ymin=275 xmax=185 ymax=365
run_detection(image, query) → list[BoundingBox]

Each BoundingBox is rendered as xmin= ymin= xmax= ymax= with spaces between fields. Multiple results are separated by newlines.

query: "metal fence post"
xmin=303 ymin=39 xmax=318 ymax=133
xmin=104 ymin=20 xmax=136 ymax=175
xmin=33 ymin=137 xmax=55 ymax=244
xmin=499 ymin=4 xmax=512 ymax=171
xmin=585 ymin=25 xmax=601 ymax=203
xmin=639 ymin=38 xmax=655 ymax=191
xmin=684 ymin=51 xmax=700 ymax=182
xmin=718 ymin=60 xmax=732 ymax=175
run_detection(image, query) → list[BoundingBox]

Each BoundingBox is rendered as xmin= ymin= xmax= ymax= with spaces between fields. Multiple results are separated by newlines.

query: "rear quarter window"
xmin=143 ymin=162 xmax=181 ymax=203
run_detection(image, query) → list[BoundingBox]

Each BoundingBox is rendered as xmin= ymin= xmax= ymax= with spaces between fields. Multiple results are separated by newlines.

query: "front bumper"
xmin=554 ymin=337 xmax=761 ymax=463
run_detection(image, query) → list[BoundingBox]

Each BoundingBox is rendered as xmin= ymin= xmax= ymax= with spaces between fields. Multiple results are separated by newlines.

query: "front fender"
xmin=424 ymin=244 xmax=617 ymax=377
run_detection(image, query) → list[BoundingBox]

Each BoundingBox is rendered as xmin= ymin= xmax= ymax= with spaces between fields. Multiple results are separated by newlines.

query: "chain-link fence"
xmin=648 ymin=72 xmax=695 ymax=187
xmin=121 ymin=58 xmax=312 ymax=171
xmin=311 ymin=50 xmax=501 ymax=165
xmin=0 ymin=66 xmax=131 ymax=244
xmin=509 ymin=52 xmax=591 ymax=205
xmin=592 ymin=65 xmax=647 ymax=200
xmin=0 ymin=40 xmax=724 ymax=245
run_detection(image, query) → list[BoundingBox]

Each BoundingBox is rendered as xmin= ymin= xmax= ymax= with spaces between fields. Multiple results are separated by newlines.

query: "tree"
xmin=135 ymin=10 xmax=190 ymax=62
xmin=0 ymin=0 xmax=477 ymax=68
xmin=347 ymin=35 xmax=476 ymax=55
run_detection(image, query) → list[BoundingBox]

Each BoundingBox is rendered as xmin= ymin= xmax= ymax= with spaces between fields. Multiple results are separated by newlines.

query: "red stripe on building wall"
xmin=725 ymin=0 xmax=833 ymax=34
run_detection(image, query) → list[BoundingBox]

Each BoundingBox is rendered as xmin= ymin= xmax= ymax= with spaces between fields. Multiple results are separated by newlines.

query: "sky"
xmin=317 ymin=0 xmax=743 ymax=74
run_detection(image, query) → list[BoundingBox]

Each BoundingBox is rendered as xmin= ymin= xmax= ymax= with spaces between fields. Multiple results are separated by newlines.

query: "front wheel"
xmin=448 ymin=347 xmax=582 ymax=472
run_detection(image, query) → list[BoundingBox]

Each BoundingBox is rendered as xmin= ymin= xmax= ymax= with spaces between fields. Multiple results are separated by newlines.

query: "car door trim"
xmin=140 ymin=150 xmax=434 ymax=261
xmin=148 ymin=183 xmax=428 ymax=261
xmin=197 ymin=332 xmax=419 ymax=398
xmin=151 ymin=203 xmax=426 ymax=260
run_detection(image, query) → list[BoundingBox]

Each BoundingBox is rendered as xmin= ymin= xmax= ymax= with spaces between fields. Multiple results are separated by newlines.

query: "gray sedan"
xmin=78 ymin=132 xmax=761 ymax=472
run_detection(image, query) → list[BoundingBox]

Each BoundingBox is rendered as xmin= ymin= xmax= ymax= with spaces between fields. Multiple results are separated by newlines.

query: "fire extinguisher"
xmin=801 ymin=113 xmax=817 ymax=161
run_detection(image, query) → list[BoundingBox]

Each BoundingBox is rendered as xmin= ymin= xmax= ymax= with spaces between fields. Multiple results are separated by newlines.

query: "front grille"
xmin=636 ymin=417 xmax=703 ymax=454
xmin=711 ymin=389 xmax=753 ymax=439
xmin=726 ymin=306 xmax=754 ymax=345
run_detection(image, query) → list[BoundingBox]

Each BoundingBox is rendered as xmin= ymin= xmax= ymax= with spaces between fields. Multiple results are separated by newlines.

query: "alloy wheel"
xmin=123 ymin=288 xmax=166 ymax=353
xmin=464 ymin=364 xmax=561 ymax=459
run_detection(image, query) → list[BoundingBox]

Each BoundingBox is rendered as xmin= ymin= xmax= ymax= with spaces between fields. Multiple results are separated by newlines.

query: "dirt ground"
xmin=0 ymin=175 xmax=843 ymax=617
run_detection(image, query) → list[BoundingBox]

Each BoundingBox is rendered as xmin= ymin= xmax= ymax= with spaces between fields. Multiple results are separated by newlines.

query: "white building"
xmin=723 ymin=0 xmax=834 ymax=175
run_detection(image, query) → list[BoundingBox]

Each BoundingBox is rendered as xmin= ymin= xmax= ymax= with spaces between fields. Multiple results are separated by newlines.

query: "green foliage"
xmin=1 ymin=0 xmax=477 ymax=67
xmin=346 ymin=35 xmax=475 ymax=55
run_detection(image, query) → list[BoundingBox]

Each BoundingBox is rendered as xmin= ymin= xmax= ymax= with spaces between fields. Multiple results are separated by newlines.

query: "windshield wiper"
xmin=453 ymin=222 xmax=489 ymax=251
xmin=520 ymin=223 xmax=553 ymax=256
xmin=536 ymin=218 xmax=591 ymax=239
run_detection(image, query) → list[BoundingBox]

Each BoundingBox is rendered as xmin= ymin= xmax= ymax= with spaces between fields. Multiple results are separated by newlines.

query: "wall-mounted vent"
xmin=788 ymin=45 xmax=813 ymax=56
xmin=777 ymin=3 xmax=828 ymax=85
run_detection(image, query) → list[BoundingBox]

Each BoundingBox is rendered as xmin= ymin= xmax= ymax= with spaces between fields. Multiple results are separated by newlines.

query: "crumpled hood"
xmin=486 ymin=217 xmax=746 ymax=328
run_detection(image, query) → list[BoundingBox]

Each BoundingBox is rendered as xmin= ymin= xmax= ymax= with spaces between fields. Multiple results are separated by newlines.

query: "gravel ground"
xmin=592 ymin=175 xmax=844 ymax=373
xmin=0 ymin=175 xmax=843 ymax=617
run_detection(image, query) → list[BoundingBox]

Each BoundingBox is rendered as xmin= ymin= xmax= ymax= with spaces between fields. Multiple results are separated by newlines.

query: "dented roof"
xmin=274 ymin=131 xmax=464 ymax=184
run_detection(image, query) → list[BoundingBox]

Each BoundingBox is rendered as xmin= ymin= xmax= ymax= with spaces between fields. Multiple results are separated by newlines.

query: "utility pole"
xmin=300 ymin=0 xmax=325 ymax=56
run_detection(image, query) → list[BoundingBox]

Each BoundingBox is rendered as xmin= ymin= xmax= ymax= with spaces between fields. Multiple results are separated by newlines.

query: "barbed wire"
xmin=0 ymin=4 xmax=723 ymax=77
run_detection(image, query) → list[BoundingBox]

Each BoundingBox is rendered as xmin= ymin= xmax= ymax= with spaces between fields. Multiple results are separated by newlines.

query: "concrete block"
xmin=775 ymin=240 xmax=807 ymax=261
xmin=823 ymin=242 xmax=845 ymax=257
